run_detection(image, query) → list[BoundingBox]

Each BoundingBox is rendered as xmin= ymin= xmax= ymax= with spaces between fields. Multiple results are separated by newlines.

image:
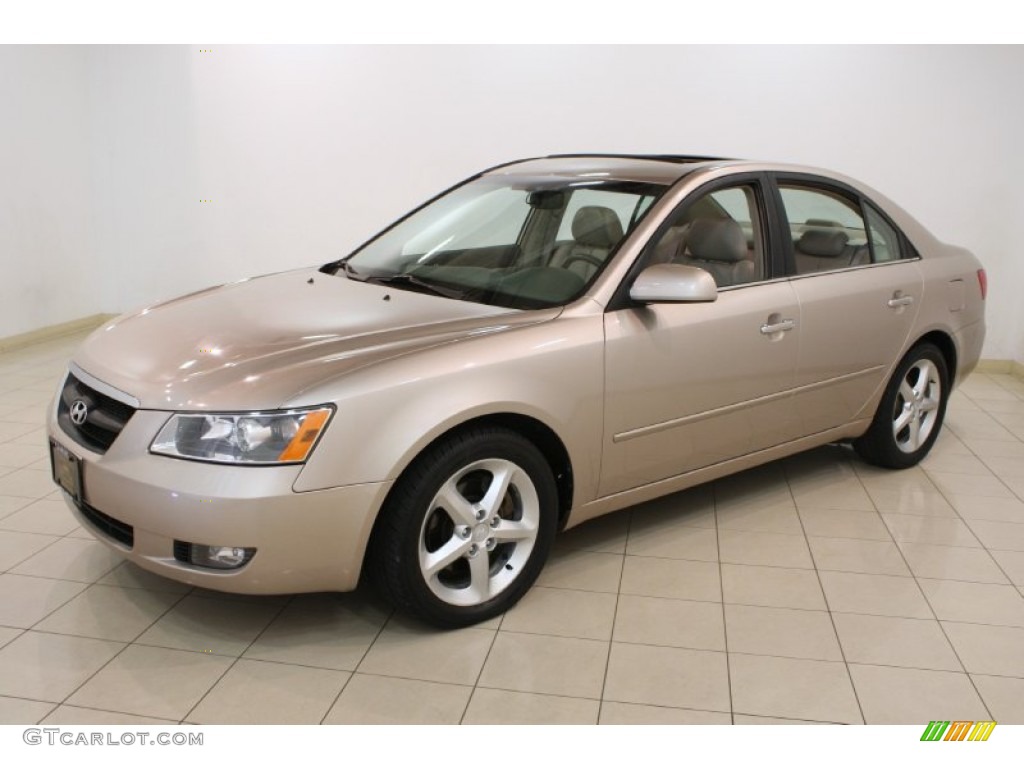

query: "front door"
xmin=600 ymin=180 xmax=802 ymax=496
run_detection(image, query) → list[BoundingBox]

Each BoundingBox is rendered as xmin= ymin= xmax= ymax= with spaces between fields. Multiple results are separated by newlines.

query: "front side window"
xmin=339 ymin=177 xmax=664 ymax=309
xmin=644 ymin=184 xmax=765 ymax=288
xmin=777 ymin=184 xmax=869 ymax=275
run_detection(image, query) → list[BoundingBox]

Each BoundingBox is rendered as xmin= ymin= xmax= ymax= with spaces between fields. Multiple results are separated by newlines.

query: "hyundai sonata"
xmin=47 ymin=154 xmax=986 ymax=626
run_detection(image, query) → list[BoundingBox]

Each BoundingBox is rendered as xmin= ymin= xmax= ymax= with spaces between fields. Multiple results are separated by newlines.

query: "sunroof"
xmin=545 ymin=153 xmax=731 ymax=164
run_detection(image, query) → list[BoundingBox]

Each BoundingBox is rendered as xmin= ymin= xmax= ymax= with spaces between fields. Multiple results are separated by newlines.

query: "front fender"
xmin=293 ymin=314 xmax=606 ymax=506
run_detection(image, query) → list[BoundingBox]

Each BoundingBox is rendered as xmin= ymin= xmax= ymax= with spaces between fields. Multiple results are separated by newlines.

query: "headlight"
xmin=150 ymin=406 xmax=333 ymax=465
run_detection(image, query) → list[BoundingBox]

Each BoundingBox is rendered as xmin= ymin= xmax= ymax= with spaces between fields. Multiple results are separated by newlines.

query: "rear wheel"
xmin=854 ymin=343 xmax=948 ymax=469
xmin=368 ymin=427 xmax=558 ymax=627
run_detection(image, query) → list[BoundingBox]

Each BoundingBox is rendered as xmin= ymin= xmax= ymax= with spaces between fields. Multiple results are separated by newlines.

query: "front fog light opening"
xmin=174 ymin=541 xmax=256 ymax=570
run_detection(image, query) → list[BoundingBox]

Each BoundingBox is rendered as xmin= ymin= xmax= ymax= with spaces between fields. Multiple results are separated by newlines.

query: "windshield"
xmin=336 ymin=175 xmax=665 ymax=309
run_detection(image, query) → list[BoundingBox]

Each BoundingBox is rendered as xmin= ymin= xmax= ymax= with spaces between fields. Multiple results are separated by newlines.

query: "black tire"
xmin=367 ymin=426 xmax=558 ymax=628
xmin=854 ymin=342 xmax=949 ymax=469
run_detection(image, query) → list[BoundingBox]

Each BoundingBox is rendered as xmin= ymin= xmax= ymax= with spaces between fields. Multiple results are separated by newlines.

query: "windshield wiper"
xmin=320 ymin=258 xmax=353 ymax=276
xmin=330 ymin=260 xmax=466 ymax=301
xmin=362 ymin=273 xmax=466 ymax=301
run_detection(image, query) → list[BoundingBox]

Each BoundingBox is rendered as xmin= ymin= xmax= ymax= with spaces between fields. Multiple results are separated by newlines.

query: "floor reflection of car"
xmin=48 ymin=154 xmax=986 ymax=626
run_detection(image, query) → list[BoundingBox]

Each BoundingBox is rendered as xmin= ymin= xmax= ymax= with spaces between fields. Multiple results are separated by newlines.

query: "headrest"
xmin=572 ymin=206 xmax=624 ymax=248
xmin=687 ymin=218 xmax=747 ymax=263
xmin=797 ymin=228 xmax=849 ymax=258
xmin=651 ymin=224 xmax=689 ymax=264
xmin=805 ymin=219 xmax=845 ymax=229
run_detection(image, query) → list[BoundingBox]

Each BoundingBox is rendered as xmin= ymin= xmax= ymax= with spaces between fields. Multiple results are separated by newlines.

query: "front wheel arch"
xmin=378 ymin=413 xmax=575 ymax=531
xmin=364 ymin=424 xmax=560 ymax=627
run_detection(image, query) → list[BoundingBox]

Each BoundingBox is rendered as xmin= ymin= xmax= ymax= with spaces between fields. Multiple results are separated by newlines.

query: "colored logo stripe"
xmin=920 ymin=721 xmax=996 ymax=742
xmin=944 ymin=721 xmax=974 ymax=741
xmin=968 ymin=722 xmax=997 ymax=741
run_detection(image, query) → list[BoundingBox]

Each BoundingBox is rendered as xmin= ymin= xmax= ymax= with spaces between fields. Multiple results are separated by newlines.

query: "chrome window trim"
xmin=782 ymin=255 xmax=923 ymax=284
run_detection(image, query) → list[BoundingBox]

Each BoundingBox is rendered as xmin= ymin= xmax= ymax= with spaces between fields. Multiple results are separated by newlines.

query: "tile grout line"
xmin=37 ymin=583 xmax=195 ymax=723
xmin=960 ymin=451 xmax=1024 ymax=506
xmin=917 ymin=407 xmax=1024 ymax=607
xmin=593 ymin=508 xmax=628 ymax=725
xmin=453 ymin=606 xmax=503 ymax=726
xmin=319 ymin=599 xmax=395 ymax=724
xmin=874 ymin=434 xmax=998 ymax=722
xmin=854 ymin=432 xmax=1024 ymax=593
xmin=785 ymin=451 xmax=867 ymax=725
xmin=178 ymin=592 xmax=297 ymax=725
xmin=710 ymin=479 xmax=735 ymax=724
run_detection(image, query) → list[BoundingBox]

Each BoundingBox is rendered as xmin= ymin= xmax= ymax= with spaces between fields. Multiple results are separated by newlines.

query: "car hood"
xmin=73 ymin=268 xmax=553 ymax=410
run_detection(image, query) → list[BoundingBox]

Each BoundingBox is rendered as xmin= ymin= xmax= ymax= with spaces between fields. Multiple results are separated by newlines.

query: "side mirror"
xmin=629 ymin=264 xmax=718 ymax=303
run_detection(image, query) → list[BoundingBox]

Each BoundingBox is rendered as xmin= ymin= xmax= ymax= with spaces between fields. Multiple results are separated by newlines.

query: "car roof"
xmin=484 ymin=154 xmax=738 ymax=185
xmin=482 ymin=154 xmax=943 ymax=256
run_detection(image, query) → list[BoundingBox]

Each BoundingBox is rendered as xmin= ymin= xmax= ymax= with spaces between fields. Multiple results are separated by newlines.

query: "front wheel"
xmin=854 ymin=343 xmax=949 ymax=469
xmin=367 ymin=427 xmax=558 ymax=628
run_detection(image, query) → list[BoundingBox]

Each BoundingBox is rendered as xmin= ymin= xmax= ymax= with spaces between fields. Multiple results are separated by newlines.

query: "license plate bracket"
xmin=50 ymin=440 xmax=83 ymax=502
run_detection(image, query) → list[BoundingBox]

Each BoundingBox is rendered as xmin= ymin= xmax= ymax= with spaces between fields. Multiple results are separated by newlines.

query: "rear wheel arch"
xmin=854 ymin=340 xmax=949 ymax=468
xmin=914 ymin=330 xmax=958 ymax=387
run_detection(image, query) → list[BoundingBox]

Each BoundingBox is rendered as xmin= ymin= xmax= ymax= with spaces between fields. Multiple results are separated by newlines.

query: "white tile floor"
xmin=1 ymin=330 xmax=1024 ymax=725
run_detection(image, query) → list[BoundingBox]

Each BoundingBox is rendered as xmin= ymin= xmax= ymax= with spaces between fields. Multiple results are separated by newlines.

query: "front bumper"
xmin=47 ymin=403 xmax=392 ymax=594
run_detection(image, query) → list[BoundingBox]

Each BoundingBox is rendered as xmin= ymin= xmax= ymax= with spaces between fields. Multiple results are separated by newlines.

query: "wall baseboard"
xmin=975 ymin=359 xmax=1024 ymax=379
xmin=0 ymin=314 xmax=115 ymax=353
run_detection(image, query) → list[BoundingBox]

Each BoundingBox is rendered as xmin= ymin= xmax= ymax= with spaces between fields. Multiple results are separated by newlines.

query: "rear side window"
xmin=777 ymin=185 xmax=869 ymax=275
xmin=864 ymin=204 xmax=903 ymax=263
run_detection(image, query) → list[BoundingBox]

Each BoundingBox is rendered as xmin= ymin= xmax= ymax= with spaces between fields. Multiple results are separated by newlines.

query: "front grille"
xmin=74 ymin=499 xmax=134 ymax=547
xmin=57 ymin=372 xmax=136 ymax=454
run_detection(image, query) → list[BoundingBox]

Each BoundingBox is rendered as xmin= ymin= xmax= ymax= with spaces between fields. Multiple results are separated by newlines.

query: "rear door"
xmin=771 ymin=176 xmax=923 ymax=435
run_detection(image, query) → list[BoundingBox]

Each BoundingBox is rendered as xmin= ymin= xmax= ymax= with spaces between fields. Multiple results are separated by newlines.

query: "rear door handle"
xmin=887 ymin=293 xmax=914 ymax=308
xmin=760 ymin=319 xmax=795 ymax=335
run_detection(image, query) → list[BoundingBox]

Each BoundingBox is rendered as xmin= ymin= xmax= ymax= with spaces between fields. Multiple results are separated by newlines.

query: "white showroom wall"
xmin=0 ymin=46 xmax=98 ymax=335
xmin=3 ymin=45 xmax=1023 ymax=361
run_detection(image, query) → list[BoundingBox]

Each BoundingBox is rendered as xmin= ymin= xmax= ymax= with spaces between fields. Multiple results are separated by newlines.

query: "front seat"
xmin=550 ymin=206 xmax=624 ymax=281
xmin=680 ymin=218 xmax=756 ymax=287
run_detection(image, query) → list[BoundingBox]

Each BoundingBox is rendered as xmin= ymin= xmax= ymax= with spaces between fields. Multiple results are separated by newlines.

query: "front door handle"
xmin=887 ymin=293 xmax=915 ymax=308
xmin=760 ymin=318 xmax=795 ymax=335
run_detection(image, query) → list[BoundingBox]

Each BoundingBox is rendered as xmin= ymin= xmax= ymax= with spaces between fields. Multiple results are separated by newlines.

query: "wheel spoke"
xmin=920 ymin=360 xmax=937 ymax=383
xmin=422 ymin=536 xmax=472 ymax=577
xmin=871 ymin=348 xmax=947 ymax=459
xmin=479 ymin=462 xmax=515 ymax=518
xmin=434 ymin=480 xmax=478 ymax=526
xmin=417 ymin=452 xmax=544 ymax=610
xmin=893 ymin=406 xmax=914 ymax=433
xmin=913 ymin=361 xmax=937 ymax=397
xmin=465 ymin=552 xmax=492 ymax=603
xmin=906 ymin=413 xmax=922 ymax=450
xmin=493 ymin=519 xmax=537 ymax=542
